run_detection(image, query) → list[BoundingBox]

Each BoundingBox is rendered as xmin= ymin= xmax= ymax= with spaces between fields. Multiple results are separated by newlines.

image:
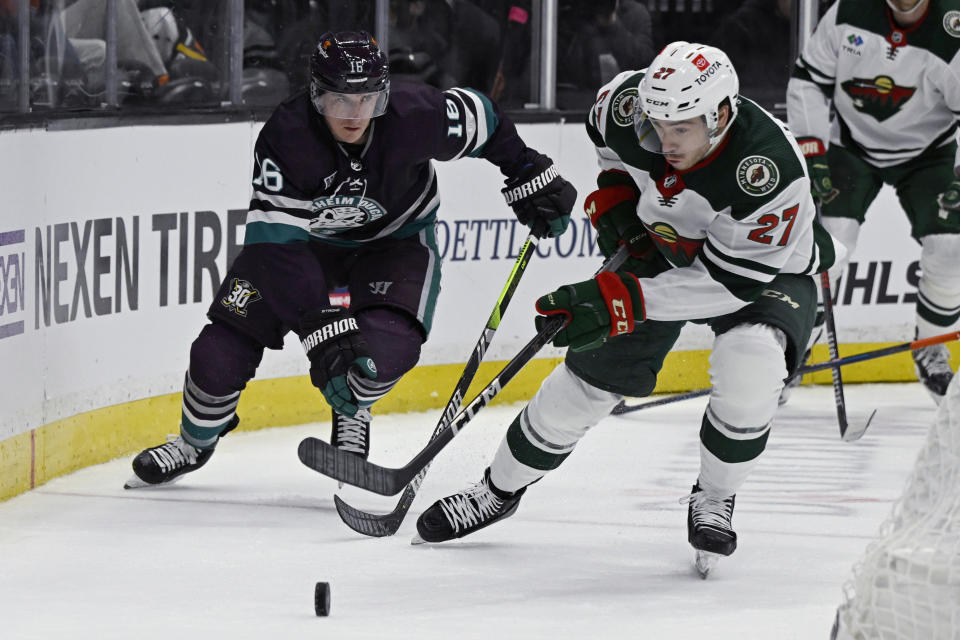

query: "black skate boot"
xmin=912 ymin=336 xmax=954 ymax=405
xmin=685 ymin=483 xmax=737 ymax=578
xmin=331 ymin=408 xmax=372 ymax=459
xmin=125 ymin=416 xmax=238 ymax=489
xmin=413 ymin=468 xmax=526 ymax=544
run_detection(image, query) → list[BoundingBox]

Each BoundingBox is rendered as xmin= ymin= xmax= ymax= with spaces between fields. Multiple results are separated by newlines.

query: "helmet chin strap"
xmin=886 ymin=0 xmax=926 ymax=15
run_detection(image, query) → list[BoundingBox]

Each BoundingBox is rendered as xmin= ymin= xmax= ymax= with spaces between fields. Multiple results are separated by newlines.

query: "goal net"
xmin=832 ymin=375 xmax=960 ymax=639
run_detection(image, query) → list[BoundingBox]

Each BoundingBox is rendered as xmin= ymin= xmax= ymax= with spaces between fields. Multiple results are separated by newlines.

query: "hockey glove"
xmin=534 ymin=271 xmax=645 ymax=352
xmin=936 ymin=177 xmax=960 ymax=229
xmin=585 ymin=184 xmax=654 ymax=268
xmin=797 ymin=137 xmax=839 ymax=204
xmin=299 ymin=307 xmax=378 ymax=417
xmin=503 ymin=153 xmax=576 ymax=238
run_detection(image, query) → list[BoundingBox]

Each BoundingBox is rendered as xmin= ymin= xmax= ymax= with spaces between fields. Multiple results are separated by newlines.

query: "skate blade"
xmin=123 ymin=474 xmax=182 ymax=490
xmin=695 ymin=550 xmax=721 ymax=579
xmin=410 ymin=533 xmax=428 ymax=546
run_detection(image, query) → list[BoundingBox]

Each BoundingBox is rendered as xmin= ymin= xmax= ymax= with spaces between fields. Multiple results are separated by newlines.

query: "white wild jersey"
xmin=787 ymin=0 xmax=960 ymax=168
xmin=587 ymin=71 xmax=843 ymax=322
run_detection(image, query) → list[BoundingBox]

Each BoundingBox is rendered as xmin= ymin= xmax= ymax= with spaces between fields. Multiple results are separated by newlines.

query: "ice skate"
xmin=684 ymin=483 xmax=737 ymax=579
xmin=124 ymin=416 xmax=237 ymax=489
xmin=412 ymin=468 xmax=526 ymax=544
xmin=125 ymin=435 xmax=216 ymax=489
xmin=331 ymin=408 xmax=372 ymax=459
xmin=332 ymin=408 xmax=371 ymax=488
xmin=912 ymin=338 xmax=954 ymax=405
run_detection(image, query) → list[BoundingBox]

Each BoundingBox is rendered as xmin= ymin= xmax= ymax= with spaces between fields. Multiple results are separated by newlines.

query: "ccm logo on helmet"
xmin=645 ymin=97 xmax=670 ymax=107
xmin=694 ymin=61 xmax=723 ymax=85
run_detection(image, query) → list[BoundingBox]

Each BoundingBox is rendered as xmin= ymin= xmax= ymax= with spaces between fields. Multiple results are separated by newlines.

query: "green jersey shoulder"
xmin=693 ymin=99 xmax=807 ymax=221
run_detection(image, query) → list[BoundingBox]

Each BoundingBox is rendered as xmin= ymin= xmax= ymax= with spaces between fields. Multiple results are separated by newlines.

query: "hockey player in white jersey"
xmin=787 ymin=0 xmax=960 ymax=404
xmin=414 ymin=42 xmax=844 ymax=577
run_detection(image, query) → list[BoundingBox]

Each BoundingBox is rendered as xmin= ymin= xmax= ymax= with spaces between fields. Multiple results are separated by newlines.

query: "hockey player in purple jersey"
xmin=125 ymin=31 xmax=576 ymax=488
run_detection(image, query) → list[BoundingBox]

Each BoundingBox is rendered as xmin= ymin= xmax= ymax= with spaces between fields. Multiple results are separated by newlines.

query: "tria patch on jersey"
xmin=944 ymin=11 xmax=960 ymax=38
xmin=309 ymin=195 xmax=386 ymax=233
xmin=841 ymin=76 xmax=916 ymax=121
xmin=736 ymin=156 xmax=779 ymax=197
xmin=611 ymin=89 xmax=638 ymax=127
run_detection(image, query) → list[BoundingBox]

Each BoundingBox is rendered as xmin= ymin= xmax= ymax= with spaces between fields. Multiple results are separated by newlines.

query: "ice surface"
xmin=0 ymin=384 xmax=935 ymax=639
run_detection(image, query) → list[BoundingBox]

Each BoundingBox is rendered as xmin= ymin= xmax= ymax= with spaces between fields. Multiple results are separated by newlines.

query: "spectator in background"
xmin=390 ymin=0 xmax=500 ymax=91
xmin=710 ymin=0 xmax=793 ymax=109
xmin=558 ymin=0 xmax=654 ymax=110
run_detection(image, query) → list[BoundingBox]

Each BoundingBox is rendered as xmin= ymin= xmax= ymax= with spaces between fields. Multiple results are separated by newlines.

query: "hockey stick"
xmin=610 ymin=330 xmax=960 ymax=419
xmin=299 ymin=247 xmax=629 ymax=497
xmin=819 ymin=270 xmax=876 ymax=441
xmin=333 ymin=231 xmax=543 ymax=536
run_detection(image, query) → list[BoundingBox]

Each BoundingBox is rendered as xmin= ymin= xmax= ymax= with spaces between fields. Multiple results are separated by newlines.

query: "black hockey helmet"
xmin=309 ymin=31 xmax=390 ymax=119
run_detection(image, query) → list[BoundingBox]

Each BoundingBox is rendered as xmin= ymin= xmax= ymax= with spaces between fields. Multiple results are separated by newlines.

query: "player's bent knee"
xmin=525 ymin=363 xmax=622 ymax=443
xmin=709 ymin=324 xmax=788 ymax=429
xmin=355 ymin=307 xmax=423 ymax=380
xmin=189 ymin=321 xmax=264 ymax=396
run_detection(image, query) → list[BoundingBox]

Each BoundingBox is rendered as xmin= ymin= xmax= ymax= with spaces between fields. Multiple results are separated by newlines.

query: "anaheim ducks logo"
xmin=646 ymin=222 xmax=704 ymax=267
xmin=841 ymin=75 xmax=916 ymax=121
xmin=309 ymin=194 xmax=386 ymax=234
xmin=736 ymin=156 xmax=779 ymax=196
xmin=611 ymin=88 xmax=638 ymax=127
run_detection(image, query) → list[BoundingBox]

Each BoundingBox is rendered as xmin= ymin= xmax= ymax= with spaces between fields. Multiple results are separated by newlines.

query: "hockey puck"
xmin=314 ymin=582 xmax=331 ymax=617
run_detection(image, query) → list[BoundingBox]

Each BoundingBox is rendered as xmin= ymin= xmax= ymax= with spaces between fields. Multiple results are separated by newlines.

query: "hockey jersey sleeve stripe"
xmin=700 ymin=253 xmax=769 ymax=302
xmin=795 ymin=55 xmax=835 ymax=84
xmin=703 ymin=238 xmax=780 ymax=278
xmin=251 ymin=189 xmax=314 ymax=212
xmin=446 ymin=88 xmax=498 ymax=160
xmin=244 ymin=210 xmax=310 ymax=245
xmin=790 ymin=64 xmax=834 ymax=96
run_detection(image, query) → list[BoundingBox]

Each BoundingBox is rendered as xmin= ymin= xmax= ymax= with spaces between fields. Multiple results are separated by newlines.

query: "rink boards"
xmin=0 ymin=120 xmax=955 ymax=500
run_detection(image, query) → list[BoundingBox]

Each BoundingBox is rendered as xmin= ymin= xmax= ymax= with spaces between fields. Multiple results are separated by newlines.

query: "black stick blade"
xmin=333 ymin=494 xmax=405 ymax=537
xmin=298 ymin=437 xmax=404 ymax=496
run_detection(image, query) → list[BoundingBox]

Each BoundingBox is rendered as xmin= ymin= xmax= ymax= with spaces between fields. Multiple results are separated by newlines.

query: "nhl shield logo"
xmin=736 ymin=156 xmax=780 ymax=196
xmin=612 ymin=88 xmax=638 ymax=127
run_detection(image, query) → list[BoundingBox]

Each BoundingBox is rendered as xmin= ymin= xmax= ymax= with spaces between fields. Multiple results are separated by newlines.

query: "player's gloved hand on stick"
xmin=585 ymin=184 xmax=654 ymax=270
xmin=299 ymin=306 xmax=378 ymax=417
xmin=796 ymin=137 xmax=839 ymax=204
xmin=502 ymin=153 xmax=576 ymax=238
xmin=534 ymin=272 xmax=645 ymax=352
xmin=937 ymin=176 xmax=960 ymax=229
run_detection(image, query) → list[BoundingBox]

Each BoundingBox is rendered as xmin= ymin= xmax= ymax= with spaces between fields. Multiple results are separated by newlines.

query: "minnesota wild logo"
xmin=646 ymin=222 xmax=703 ymax=267
xmin=945 ymin=11 xmax=960 ymax=38
xmin=841 ymin=76 xmax=916 ymax=121
xmin=611 ymin=88 xmax=638 ymax=127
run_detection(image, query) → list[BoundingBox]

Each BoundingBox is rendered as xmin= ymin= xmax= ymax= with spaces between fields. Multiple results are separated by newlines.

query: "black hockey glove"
xmin=937 ymin=177 xmax=960 ymax=229
xmin=502 ymin=153 xmax=576 ymax=238
xmin=298 ymin=307 xmax=377 ymax=417
xmin=797 ymin=137 xmax=839 ymax=204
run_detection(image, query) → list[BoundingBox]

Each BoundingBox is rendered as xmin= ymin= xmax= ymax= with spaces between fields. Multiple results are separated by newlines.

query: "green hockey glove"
xmin=936 ymin=178 xmax=960 ymax=229
xmin=584 ymin=184 xmax=654 ymax=260
xmin=797 ymin=137 xmax=839 ymax=204
xmin=534 ymin=271 xmax=645 ymax=352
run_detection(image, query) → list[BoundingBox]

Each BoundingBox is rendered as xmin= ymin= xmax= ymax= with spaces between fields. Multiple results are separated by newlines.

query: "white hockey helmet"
xmin=635 ymin=41 xmax=740 ymax=152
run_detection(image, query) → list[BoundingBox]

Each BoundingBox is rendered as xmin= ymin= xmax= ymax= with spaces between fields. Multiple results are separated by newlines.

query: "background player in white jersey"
xmin=787 ymin=0 xmax=960 ymax=404
xmin=413 ymin=42 xmax=843 ymax=576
